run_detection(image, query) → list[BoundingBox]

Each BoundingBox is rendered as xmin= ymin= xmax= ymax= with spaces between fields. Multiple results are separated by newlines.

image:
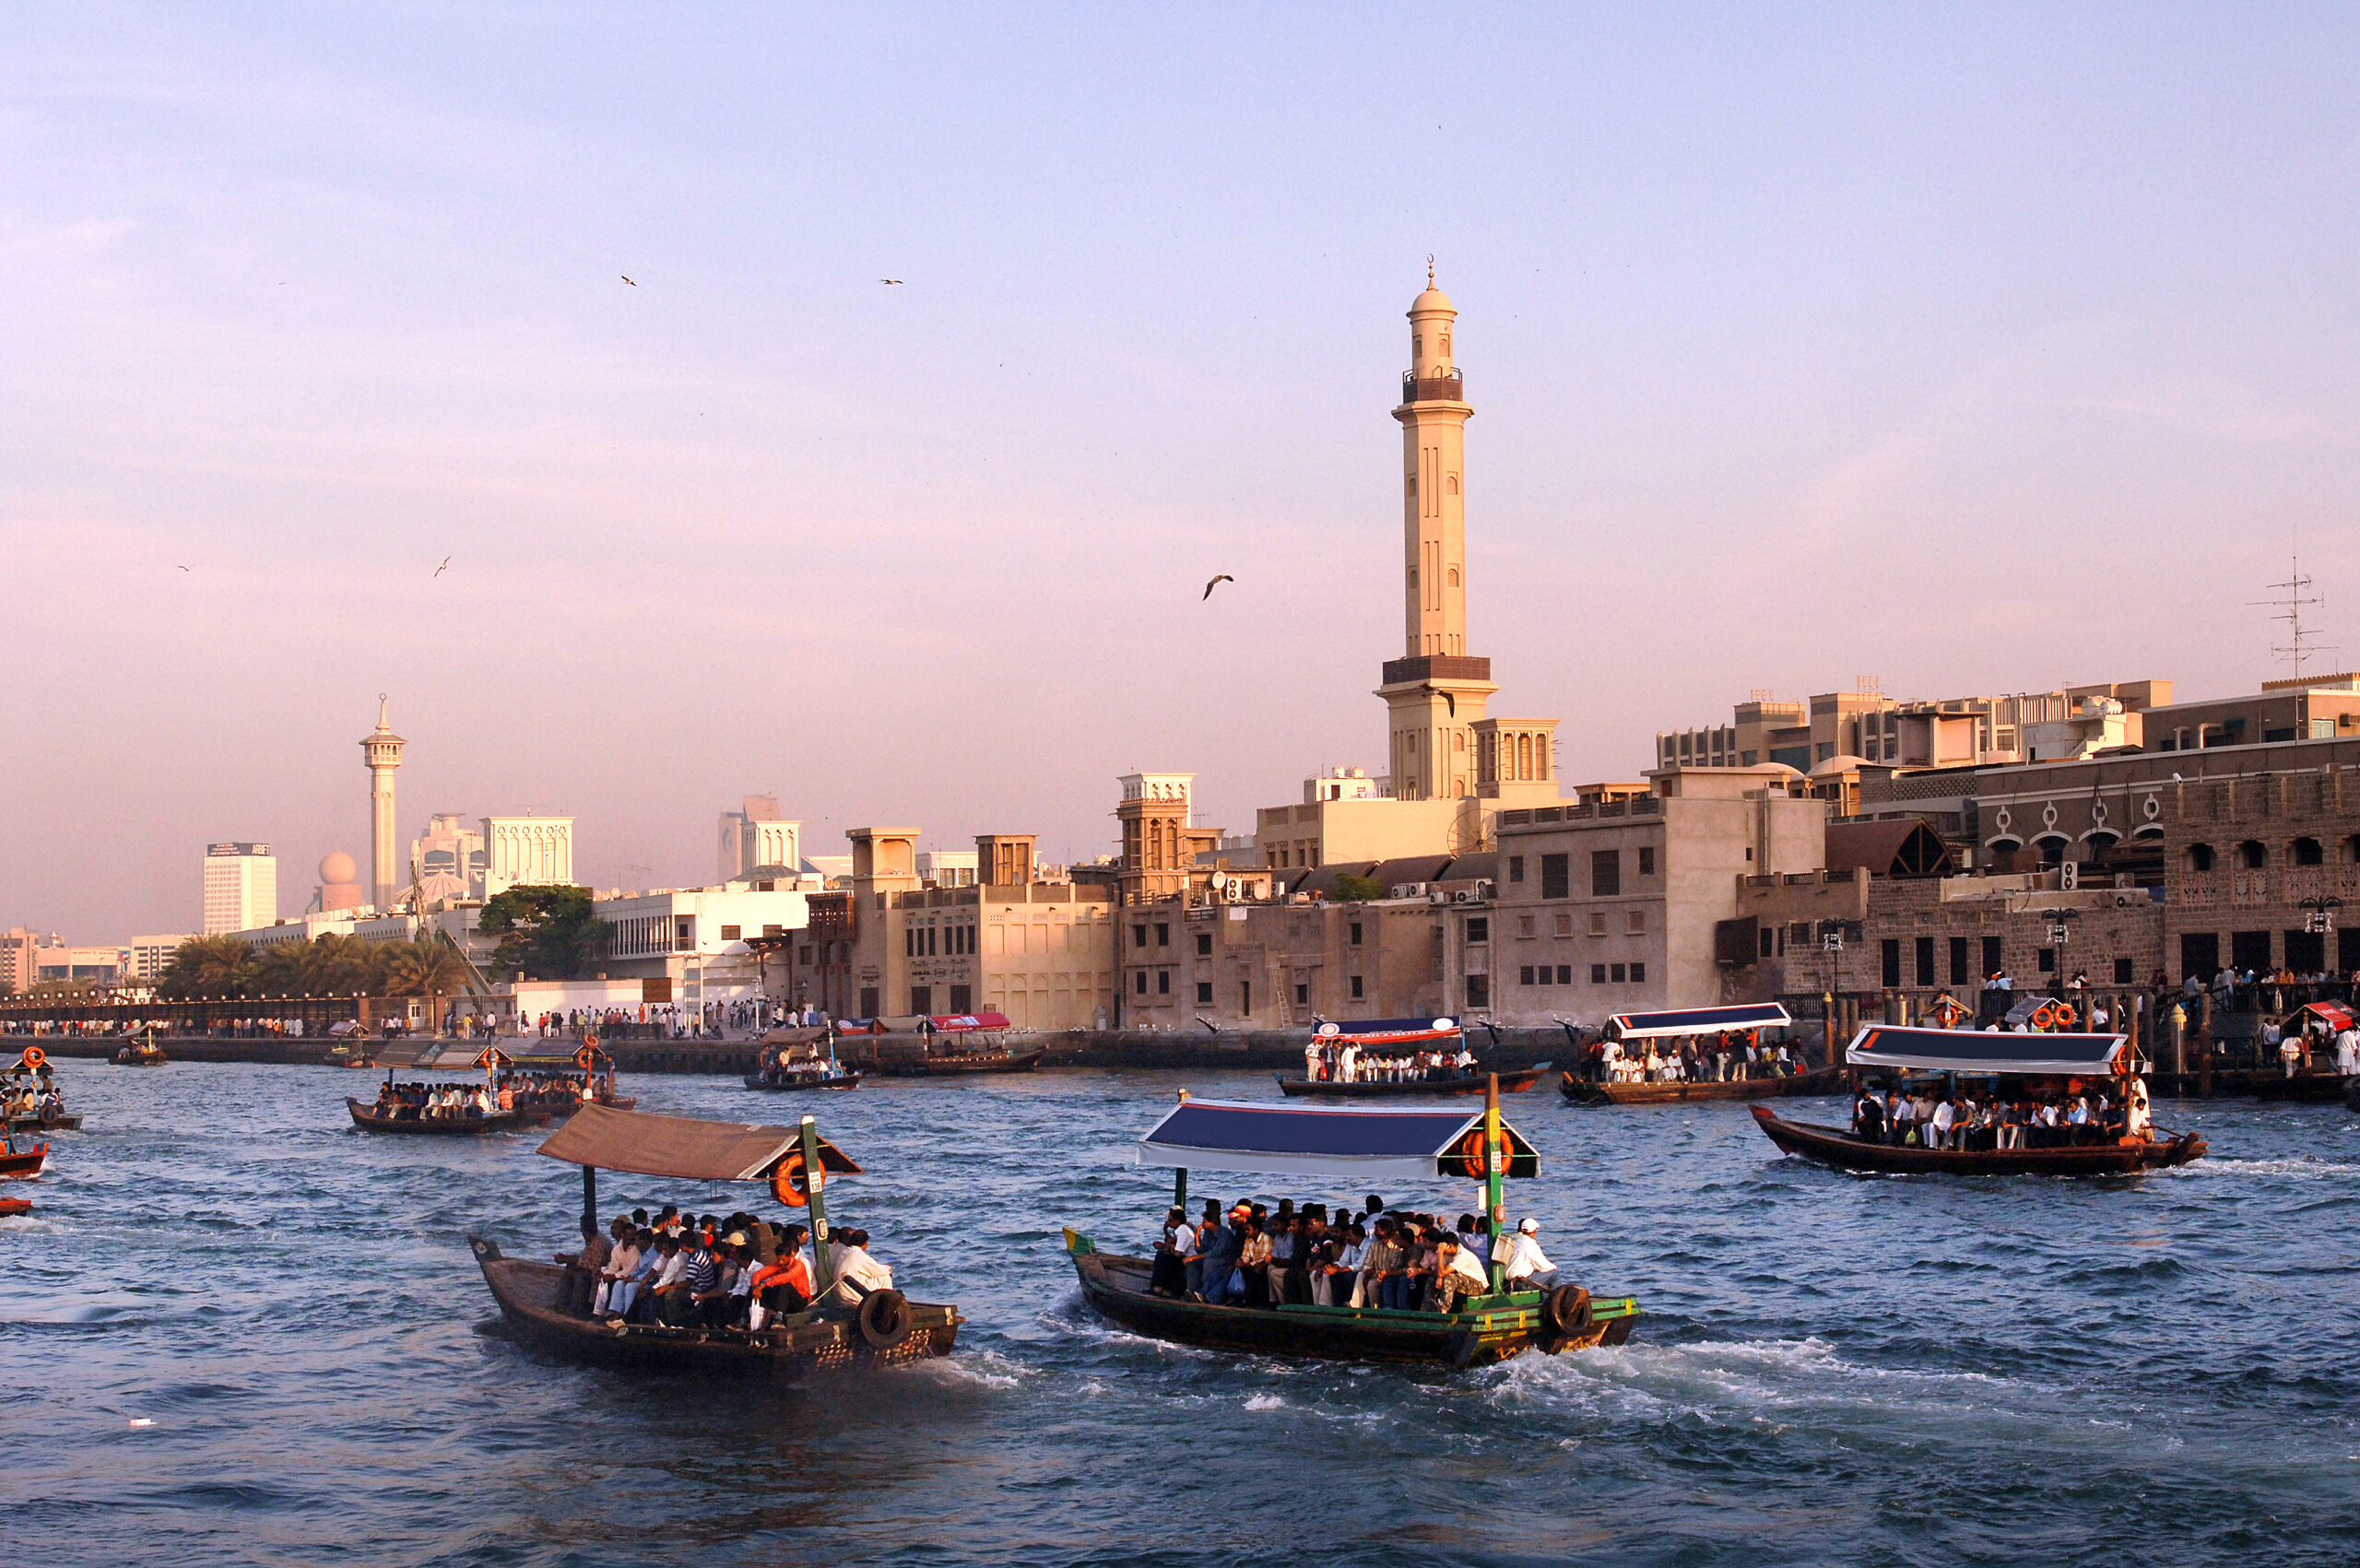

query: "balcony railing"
xmin=1400 ymin=369 xmax=1466 ymax=404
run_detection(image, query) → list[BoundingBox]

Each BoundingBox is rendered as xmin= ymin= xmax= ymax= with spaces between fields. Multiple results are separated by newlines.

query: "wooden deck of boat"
xmin=1749 ymin=1104 xmax=2207 ymax=1176
xmin=468 ymin=1238 xmax=960 ymax=1373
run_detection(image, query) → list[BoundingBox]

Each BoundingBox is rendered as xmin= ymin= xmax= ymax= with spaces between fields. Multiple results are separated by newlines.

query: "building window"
xmin=1915 ymin=936 xmax=1935 ymax=986
xmin=1626 ymin=910 xmax=1646 ymax=935
xmin=2037 ymin=947 xmax=2057 ymax=973
xmin=1132 ymin=925 xmax=1148 ymax=949
xmin=1881 ymin=938 xmax=1902 ymax=987
xmin=1610 ymin=962 xmax=1627 ymax=983
xmin=1630 ymin=962 xmax=1646 ymax=984
xmin=1508 ymin=856 xmax=1525 ymax=884
xmin=1158 ymin=971 xmax=1171 ymax=995
xmin=1196 ymin=933 xmax=1212 ymax=956
xmin=1350 ymin=922 xmax=1363 ymax=947
xmin=1134 ymin=972 xmax=1148 ymax=995
xmin=2293 ymin=837 xmax=2324 ymax=866
xmin=720 ymin=925 xmax=741 ymax=940
xmin=1519 ymin=966 xmax=1535 ymax=985
xmin=2236 ymin=841 xmax=2267 ymax=869
xmin=1636 ymin=847 xmax=1655 ymax=877
xmin=1950 ymin=937 xmax=1970 ymax=987
xmin=1294 ymin=983 xmax=1309 ymax=1006
xmin=1465 ymin=974 xmax=1488 ymax=1007
xmin=2186 ymin=843 xmax=2214 ymax=872
xmin=904 ymin=928 xmax=916 ymax=958
xmin=1518 ymin=915 xmax=1536 ymax=937
xmin=1350 ymin=974 xmax=1364 ymax=999
xmin=1155 ymin=923 xmax=1170 ymax=947
xmin=1983 ymin=936 xmax=2004 ymax=977
xmin=1590 ymin=850 xmax=1621 ymax=897
xmin=1197 ymin=982 xmax=1213 ymax=1004
xmin=2113 ymin=957 xmax=2134 ymax=984
xmin=910 ymin=985 xmax=932 ymax=1015
xmin=1590 ymin=964 xmax=1608 ymax=984
xmin=1540 ymin=854 xmax=1570 ymax=900
xmin=1555 ymin=964 xmax=1572 ymax=984
xmin=1240 ymin=981 xmax=1252 ymax=1015
xmin=1466 ymin=917 xmax=1488 ymax=944
xmin=1586 ymin=912 xmax=1605 ymax=937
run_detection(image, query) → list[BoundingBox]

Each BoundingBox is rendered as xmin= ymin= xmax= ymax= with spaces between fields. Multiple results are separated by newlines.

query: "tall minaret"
xmin=1376 ymin=266 xmax=1495 ymax=801
xmin=360 ymin=696 xmax=407 ymax=912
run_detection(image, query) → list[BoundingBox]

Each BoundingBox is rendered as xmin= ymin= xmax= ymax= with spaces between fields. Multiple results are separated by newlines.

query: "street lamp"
xmin=2298 ymin=895 xmax=2342 ymax=937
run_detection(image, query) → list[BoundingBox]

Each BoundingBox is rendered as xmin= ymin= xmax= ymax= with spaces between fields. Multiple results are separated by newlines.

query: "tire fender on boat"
xmin=1546 ymin=1284 xmax=1593 ymax=1338
xmin=857 ymin=1288 xmax=913 ymax=1349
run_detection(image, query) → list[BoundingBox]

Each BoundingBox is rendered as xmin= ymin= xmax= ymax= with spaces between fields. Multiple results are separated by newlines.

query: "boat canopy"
xmin=1847 ymin=1024 xmax=2129 ymax=1077
xmin=1313 ymin=1016 xmax=1459 ymax=1045
xmin=537 ymin=1103 xmax=862 ymax=1182
xmin=930 ymin=1011 xmax=1011 ymax=1032
xmin=1606 ymin=1002 xmax=1791 ymax=1040
xmin=2290 ymin=1001 xmax=2354 ymax=1033
xmin=1131 ymin=1098 xmax=1536 ymax=1182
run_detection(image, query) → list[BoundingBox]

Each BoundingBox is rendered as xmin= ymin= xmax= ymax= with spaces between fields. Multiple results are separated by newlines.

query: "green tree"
xmin=477 ymin=885 xmax=604 ymax=980
xmin=159 ymin=936 xmax=255 ymax=998
xmin=1331 ymin=873 xmax=1385 ymax=903
xmin=382 ymin=934 xmax=476 ymax=1034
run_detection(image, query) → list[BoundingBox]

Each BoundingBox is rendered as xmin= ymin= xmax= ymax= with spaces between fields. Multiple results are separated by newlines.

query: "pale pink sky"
xmin=5 ymin=7 xmax=2358 ymax=940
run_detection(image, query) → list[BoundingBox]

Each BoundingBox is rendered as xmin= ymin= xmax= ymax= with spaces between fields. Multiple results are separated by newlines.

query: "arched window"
xmin=1987 ymin=836 xmax=2024 ymax=853
xmin=1517 ymin=734 xmax=1532 ymax=780
xmin=2032 ymin=834 xmax=2070 ymax=866
xmin=1413 ymin=335 xmax=1422 ymax=358
xmin=1446 ymin=567 xmax=1459 ymax=587
xmin=2237 ymin=840 xmax=2267 ymax=868
xmin=2292 ymin=836 xmax=2323 ymax=866
xmin=1446 ymin=474 xmax=1459 ymax=495
xmin=1439 ymin=333 xmax=1450 ymax=357
xmin=2083 ymin=830 xmax=2119 ymax=851
xmin=2186 ymin=843 xmax=2214 ymax=872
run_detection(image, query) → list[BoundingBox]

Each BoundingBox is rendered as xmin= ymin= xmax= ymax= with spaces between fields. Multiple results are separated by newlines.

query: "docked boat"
xmin=1749 ymin=1024 xmax=2207 ymax=1176
xmin=3 ymin=1048 xmax=79 ymax=1132
xmin=469 ymin=1103 xmax=962 ymax=1373
xmin=1559 ymin=1003 xmax=1831 ymax=1105
xmin=891 ymin=1046 xmax=1043 ymax=1077
xmin=1065 ymin=1079 xmax=1640 ymax=1368
xmin=1275 ymin=1017 xmax=1544 ymax=1099
xmin=0 ymin=1197 xmax=30 ymax=1217
xmin=0 ymin=1133 xmax=49 ymax=1181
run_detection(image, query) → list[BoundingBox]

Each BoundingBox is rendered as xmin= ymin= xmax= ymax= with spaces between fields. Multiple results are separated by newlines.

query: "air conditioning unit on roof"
xmin=1391 ymin=882 xmax=1431 ymax=899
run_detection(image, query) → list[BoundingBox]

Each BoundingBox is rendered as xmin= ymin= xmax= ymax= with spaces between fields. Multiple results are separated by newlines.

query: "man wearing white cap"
xmin=1500 ymin=1218 xmax=1557 ymax=1292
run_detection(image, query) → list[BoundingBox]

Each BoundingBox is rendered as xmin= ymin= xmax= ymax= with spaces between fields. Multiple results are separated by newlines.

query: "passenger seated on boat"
xmin=826 ymin=1228 xmax=893 ymax=1305
xmin=1361 ymin=1219 xmax=1409 ymax=1310
xmin=1431 ymin=1231 xmax=1490 ymax=1313
xmin=1502 ymin=1218 xmax=1556 ymax=1291
xmin=606 ymin=1229 xmax=660 ymax=1319
xmin=1927 ymin=1095 xmax=1956 ymax=1151
xmin=594 ymin=1220 xmax=640 ymax=1315
xmin=747 ymin=1224 xmax=812 ymax=1328
xmin=1235 ymin=1217 xmax=1275 ymax=1306
xmin=1197 ymin=1206 xmax=1248 ymax=1304
xmin=1851 ymin=1091 xmax=1885 ymax=1141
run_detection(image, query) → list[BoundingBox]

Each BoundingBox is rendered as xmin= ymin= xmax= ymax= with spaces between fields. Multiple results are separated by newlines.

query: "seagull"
xmin=880 ymin=278 xmax=904 ymax=285
xmin=620 ymin=275 xmax=636 ymax=286
xmin=1421 ymin=684 xmax=1457 ymax=717
xmin=174 ymin=565 xmax=190 ymax=572
xmin=433 ymin=556 xmax=451 ymax=577
xmin=1201 ymin=574 xmax=1233 ymax=600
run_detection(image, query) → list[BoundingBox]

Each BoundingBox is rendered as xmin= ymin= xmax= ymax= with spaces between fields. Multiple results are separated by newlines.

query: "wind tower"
xmin=360 ymin=696 xmax=407 ymax=913
xmin=1376 ymin=265 xmax=1495 ymax=800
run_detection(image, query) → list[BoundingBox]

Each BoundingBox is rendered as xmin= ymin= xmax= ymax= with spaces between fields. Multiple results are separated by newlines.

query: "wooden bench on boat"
xmin=1750 ymin=1023 xmax=2207 ymax=1176
xmin=1068 ymin=1078 xmax=1641 ymax=1369
xmin=474 ymin=1103 xmax=963 ymax=1375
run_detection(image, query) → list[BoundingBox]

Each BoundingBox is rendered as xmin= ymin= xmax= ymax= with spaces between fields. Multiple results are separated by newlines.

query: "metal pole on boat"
xmin=582 ymin=1163 xmax=597 ymax=1241
xmin=1483 ymin=1072 xmax=1505 ymax=1292
xmin=799 ymin=1115 xmax=836 ymax=1301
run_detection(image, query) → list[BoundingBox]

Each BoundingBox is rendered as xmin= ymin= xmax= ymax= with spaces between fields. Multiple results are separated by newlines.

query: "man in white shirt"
xmin=2336 ymin=1026 xmax=2359 ymax=1078
xmin=1339 ymin=1043 xmax=1358 ymax=1083
xmin=1500 ymin=1218 xmax=1557 ymax=1291
xmin=1432 ymin=1232 xmax=1491 ymax=1313
xmin=1929 ymin=1096 xmax=1956 ymax=1151
xmin=825 ymin=1228 xmax=894 ymax=1305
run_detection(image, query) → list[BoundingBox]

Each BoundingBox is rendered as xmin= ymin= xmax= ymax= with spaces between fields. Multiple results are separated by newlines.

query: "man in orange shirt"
xmin=747 ymin=1223 xmax=813 ymax=1330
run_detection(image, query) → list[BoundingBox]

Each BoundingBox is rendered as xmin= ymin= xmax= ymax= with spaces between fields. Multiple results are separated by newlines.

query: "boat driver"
xmin=1500 ymin=1218 xmax=1557 ymax=1292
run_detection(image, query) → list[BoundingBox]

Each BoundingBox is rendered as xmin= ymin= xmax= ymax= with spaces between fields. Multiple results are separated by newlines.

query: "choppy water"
xmin=3 ymin=1064 xmax=2357 ymax=1567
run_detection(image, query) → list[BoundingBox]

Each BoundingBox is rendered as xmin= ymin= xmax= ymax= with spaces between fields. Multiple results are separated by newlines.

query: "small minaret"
xmin=360 ymin=696 xmax=407 ymax=912
xmin=1376 ymin=265 xmax=1495 ymax=801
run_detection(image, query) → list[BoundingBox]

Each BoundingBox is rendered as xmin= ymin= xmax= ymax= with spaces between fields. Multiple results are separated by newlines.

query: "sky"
xmin=5 ymin=5 xmax=2359 ymax=941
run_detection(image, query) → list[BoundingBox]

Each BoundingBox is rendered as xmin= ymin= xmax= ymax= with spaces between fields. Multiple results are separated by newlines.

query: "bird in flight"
xmin=620 ymin=275 xmax=637 ymax=286
xmin=174 ymin=565 xmax=190 ymax=572
xmin=1201 ymin=574 xmax=1234 ymax=600
xmin=880 ymin=278 xmax=904 ymax=285
xmin=433 ymin=556 xmax=451 ymax=577
xmin=1421 ymin=684 xmax=1457 ymax=717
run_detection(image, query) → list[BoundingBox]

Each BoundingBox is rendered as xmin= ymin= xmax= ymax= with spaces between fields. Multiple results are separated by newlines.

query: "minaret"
xmin=1376 ymin=266 xmax=1495 ymax=801
xmin=360 ymin=696 xmax=407 ymax=912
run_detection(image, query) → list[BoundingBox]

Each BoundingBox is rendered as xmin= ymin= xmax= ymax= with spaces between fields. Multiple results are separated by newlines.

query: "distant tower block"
xmin=360 ymin=697 xmax=407 ymax=912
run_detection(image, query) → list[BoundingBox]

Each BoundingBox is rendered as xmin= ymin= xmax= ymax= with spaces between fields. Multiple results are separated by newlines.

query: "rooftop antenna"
xmin=2249 ymin=547 xmax=2333 ymax=678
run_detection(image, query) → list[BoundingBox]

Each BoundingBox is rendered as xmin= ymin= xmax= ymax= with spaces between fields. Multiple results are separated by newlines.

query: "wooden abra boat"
xmin=471 ymin=1103 xmax=962 ymax=1374
xmin=745 ymin=1037 xmax=861 ymax=1091
xmin=743 ymin=1067 xmax=863 ymax=1091
xmin=0 ymin=1197 xmax=30 ymax=1217
xmin=347 ymin=1098 xmax=525 ymax=1134
xmin=112 ymin=1039 xmax=168 ymax=1067
xmin=872 ymin=1046 xmax=1044 ymax=1078
xmin=4 ymin=1048 xmax=77 ymax=1130
xmin=1563 ymin=1063 xmax=1842 ymax=1106
xmin=1279 ymin=1066 xmax=1545 ymax=1099
xmin=1067 ymin=1079 xmax=1641 ymax=1368
xmin=1750 ymin=1024 xmax=2207 ymax=1176
xmin=0 ymin=1135 xmax=49 ymax=1180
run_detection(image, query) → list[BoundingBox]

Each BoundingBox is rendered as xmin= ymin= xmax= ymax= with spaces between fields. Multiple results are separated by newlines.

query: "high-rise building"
xmin=409 ymin=815 xmax=487 ymax=903
xmin=0 ymin=928 xmax=38 ymax=995
xmin=360 ymin=698 xmax=407 ymax=913
xmin=482 ymin=816 xmax=575 ymax=896
xmin=203 ymin=843 xmax=277 ymax=935
xmin=718 ymin=795 xmax=801 ymax=882
xmin=126 ymin=935 xmax=193 ymax=984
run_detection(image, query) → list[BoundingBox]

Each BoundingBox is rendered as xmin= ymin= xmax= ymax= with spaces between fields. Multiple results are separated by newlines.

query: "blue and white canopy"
xmin=1131 ymin=1098 xmax=1537 ymax=1182
xmin=1313 ymin=1016 xmax=1460 ymax=1045
xmin=1606 ymin=1002 xmax=1792 ymax=1041
xmin=1847 ymin=1024 xmax=2129 ymax=1077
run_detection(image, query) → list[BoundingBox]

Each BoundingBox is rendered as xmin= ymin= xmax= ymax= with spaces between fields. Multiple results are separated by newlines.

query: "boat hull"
xmin=741 ymin=1073 xmax=864 ymax=1091
xmin=871 ymin=1048 xmax=1044 ymax=1078
xmin=0 ymin=1145 xmax=47 ymax=1180
xmin=1749 ymin=1104 xmax=2207 ymax=1176
xmin=1275 ymin=1068 xmax=1544 ymax=1100
xmin=1563 ymin=1064 xmax=1843 ymax=1106
xmin=468 ymin=1237 xmax=961 ymax=1373
xmin=1066 ymin=1240 xmax=1636 ymax=1368
xmin=5 ymin=1114 xmax=80 ymax=1133
xmin=347 ymin=1099 xmax=526 ymax=1135
xmin=0 ymin=1197 xmax=29 ymax=1216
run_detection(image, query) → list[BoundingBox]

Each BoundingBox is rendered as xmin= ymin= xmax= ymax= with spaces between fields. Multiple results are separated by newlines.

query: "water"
xmin=5 ymin=1064 xmax=2358 ymax=1567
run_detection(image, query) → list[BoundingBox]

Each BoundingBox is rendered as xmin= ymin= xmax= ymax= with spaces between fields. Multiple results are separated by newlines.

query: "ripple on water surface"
xmin=2 ymin=1066 xmax=2357 ymax=1567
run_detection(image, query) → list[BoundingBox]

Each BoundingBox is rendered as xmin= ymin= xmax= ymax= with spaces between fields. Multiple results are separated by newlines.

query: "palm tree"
xmin=381 ymin=935 xmax=474 ymax=1037
xmin=159 ymin=936 xmax=254 ymax=998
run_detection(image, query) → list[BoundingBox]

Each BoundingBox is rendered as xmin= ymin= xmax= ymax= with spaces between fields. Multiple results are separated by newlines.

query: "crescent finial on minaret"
xmin=1427 ymin=253 xmax=1435 ymax=288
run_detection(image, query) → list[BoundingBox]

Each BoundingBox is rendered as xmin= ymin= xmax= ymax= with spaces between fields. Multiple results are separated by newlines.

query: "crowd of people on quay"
xmin=576 ymin=1205 xmax=893 ymax=1329
xmin=1596 ymin=1031 xmax=1799 ymax=1085
xmin=1144 ymin=1195 xmax=1556 ymax=1311
xmin=1849 ymin=1079 xmax=2153 ymax=1149
xmin=1300 ymin=1040 xmax=1478 ymax=1084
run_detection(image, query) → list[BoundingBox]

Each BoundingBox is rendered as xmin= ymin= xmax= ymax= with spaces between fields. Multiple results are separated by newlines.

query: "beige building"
xmin=483 ymin=815 xmax=575 ymax=895
xmin=1117 ymin=774 xmax=1221 ymax=906
xmin=1657 ymin=681 xmax=2170 ymax=772
xmin=2142 ymin=672 xmax=2360 ymax=753
xmin=1480 ymin=767 xmax=1829 ymax=1020
xmin=718 ymin=795 xmax=801 ymax=881
xmin=203 ymin=842 xmax=277 ymax=935
xmin=782 ymin=828 xmax=1116 ymax=1028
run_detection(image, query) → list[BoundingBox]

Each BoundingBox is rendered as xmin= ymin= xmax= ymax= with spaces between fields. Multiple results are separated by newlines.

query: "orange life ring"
xmin=771 ymin=1147 xmax=821 ymax=1208
xmin=19 ymin=1047 xmax=45 ymax=1070
xmin=1450 ymin=1127 xmax=1491 ymax=1181
xmin=575 ymin=1043 xmax=599 ymax=1072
